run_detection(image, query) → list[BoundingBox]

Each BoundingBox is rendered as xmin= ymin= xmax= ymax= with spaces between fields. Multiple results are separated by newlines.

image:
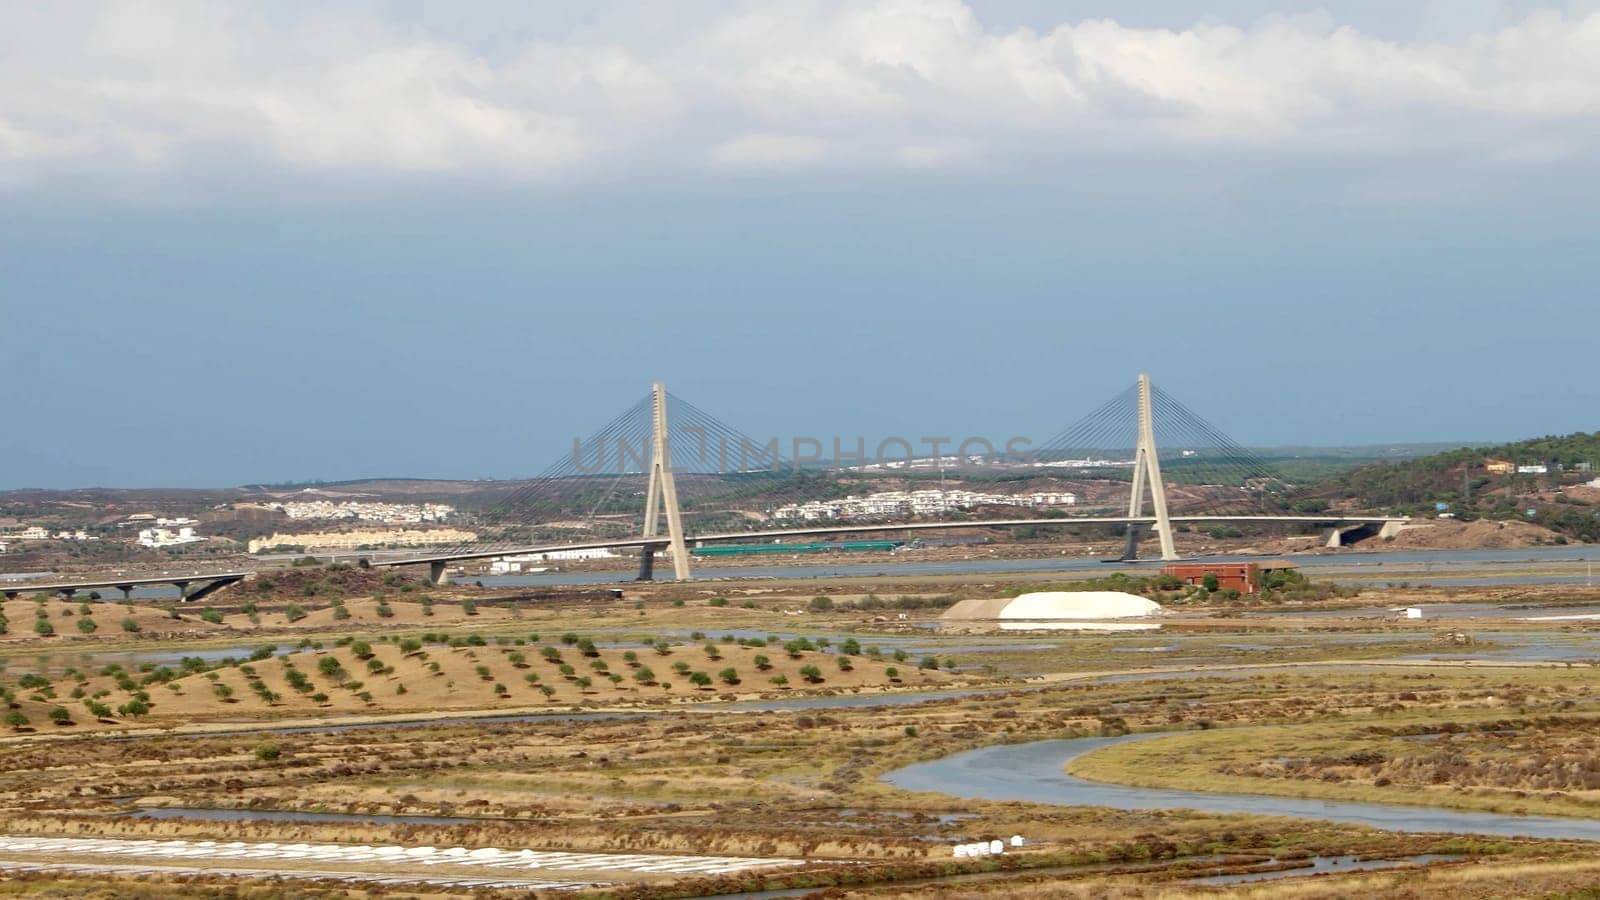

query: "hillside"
xmin=1309 ymin=431 xmax=1600 ymax=542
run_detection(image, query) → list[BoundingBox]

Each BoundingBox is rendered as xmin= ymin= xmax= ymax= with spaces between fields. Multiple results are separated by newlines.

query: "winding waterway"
xmin=882 ymin=734 xmax=1600 ymax=841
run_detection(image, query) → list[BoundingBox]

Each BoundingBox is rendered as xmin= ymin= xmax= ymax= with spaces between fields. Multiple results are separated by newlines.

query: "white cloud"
xmin=713 ymin=133 xmax=829 ymax=167
xmin=0 ymin=0 xmax=1598 ymax=184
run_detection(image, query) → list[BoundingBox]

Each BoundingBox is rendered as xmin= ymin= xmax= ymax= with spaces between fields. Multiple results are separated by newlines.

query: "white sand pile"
xmin=943 ymin=591 xmax=1164 ymax=631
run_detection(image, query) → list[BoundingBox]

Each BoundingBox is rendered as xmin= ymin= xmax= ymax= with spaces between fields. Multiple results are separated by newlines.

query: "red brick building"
xmin=1162 ymin=561 xmax=1298 ymax=594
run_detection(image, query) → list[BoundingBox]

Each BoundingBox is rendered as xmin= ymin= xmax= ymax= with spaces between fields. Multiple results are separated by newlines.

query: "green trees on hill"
xmin=1314 ymin=430 xmax=1600 ymax=540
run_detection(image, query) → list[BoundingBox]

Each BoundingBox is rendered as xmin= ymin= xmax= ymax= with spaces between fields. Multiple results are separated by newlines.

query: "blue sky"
xmin=2 ymin=1 xmax=1597 ymax=487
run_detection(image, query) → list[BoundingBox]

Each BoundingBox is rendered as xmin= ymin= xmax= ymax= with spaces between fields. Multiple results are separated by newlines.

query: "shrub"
xmin=310 ymin=692 xmax=329 ymax=704
xmin=5 ymin=710 xmax=29 ymax=728
xmin=561 ymin=632 xmax=580 ymax=645
xmin=475 ymin=665 xmax=492 ymax=680
xmin=34 ymin=619 xmax=54 ymax=636
xmin=893 ymin=648 xmax=909 ymax=663
xmin=753 ymin=654 xmax=772 ymax=670
xmin=331 ymin=603 xmax=351 ymax=620
xmin=904 ymin=725 xmax=918 ymax=737
xmin=708 ymin=596 xmax=728 ymax=607
xmin=577 ymin=637 xmax=599 ymax=657
xmin=465 ymin=634 xmax=486 ymax=647
xmin=718 ymin=667 xmax=740 ymax=685
xmin=317 ymin=656 xmax=344 ymax=677
xmin=47 ymin=706 xmax=70 ymax=725
xmin=494 ymin=682 xmax=510 ymax=696
xmin=769 ymin=675 xmax=788 ymax=686
xmin=83 ymin=700 xmax=111 ymax=719
xmin=523 ymin=672 xmax=540 ymax=684
xmin=840 ymin=638 xmax=861 ymax=655
xmin=623 ymin=650 xmax=639 ymax=665
xmin=574 ymin=676 xmax=591 ymax=689
xmin=213 ymin=684 xmax=234 ymax=701
xmin=672 ymin=661 xmax=691 ymax=674
xmin=885 ymin=666 xmax=900 ymax=680
xmin=18 ymin=674 xmax=49 ymax=690
xmin=399 ymin=638 xmax=422 ymax=654
xmin=799 ymin=665 xmax=823 ymax=683
xmin=784 ymin=641 xmax=804 ymax=658
xmin=653 ymin=641 xmax=672 ymax=655
xmin=350 ymin=640 xmax=373 ymax=659
xmin=284 ymin=603 xmax=307 ymax=623
xmin=703 ymin=643 xmax=721 ymax=659
xmin=375 ymin=600 xmax=394 ymax=618
xmin=836 ymin=655 xmax=854 ymax=671
xmin=689 ymin=671 xmax=712 ymax=687
xmin=919 ymin=656 xmax=939 ymax=670
xmin=633 ymin=666 xmax=656 ymax=684
xmin=809 ymin=595 xmax=833 ymax=611
xmin=197 ymin=609 xmax=223 ymax=624
xmin=117 ymin=699 xmax=150 ymax=718
xmin=558 ymin=663 xmax=576 ymax=677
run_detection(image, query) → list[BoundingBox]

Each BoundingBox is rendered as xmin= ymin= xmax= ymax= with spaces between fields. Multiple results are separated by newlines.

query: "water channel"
xmin=882 ymin=734 xmax=1600 ymax=841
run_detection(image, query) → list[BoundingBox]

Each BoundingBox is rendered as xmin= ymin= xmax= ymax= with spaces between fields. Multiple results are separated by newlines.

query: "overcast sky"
xmin=2 ymin=1 xmax=1597 ymax=487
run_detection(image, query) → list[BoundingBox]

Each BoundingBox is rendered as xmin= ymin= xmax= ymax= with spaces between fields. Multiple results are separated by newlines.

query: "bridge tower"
xmin=641 ymin=382 xmax=692 ymax=581
xmin=1125 ymin=373 xmax=1179 ymax=561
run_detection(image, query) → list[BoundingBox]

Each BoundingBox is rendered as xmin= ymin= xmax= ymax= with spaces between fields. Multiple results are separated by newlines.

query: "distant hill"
xmin=1308 ymin=431 xmax=1600 ymax=542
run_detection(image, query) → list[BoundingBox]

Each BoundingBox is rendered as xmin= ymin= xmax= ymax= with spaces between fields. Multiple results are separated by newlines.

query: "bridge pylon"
xmin=1124 ymin=373 xmax=1178 ymax=561
xmin=641 ymin=382 xmax=691 ymax=581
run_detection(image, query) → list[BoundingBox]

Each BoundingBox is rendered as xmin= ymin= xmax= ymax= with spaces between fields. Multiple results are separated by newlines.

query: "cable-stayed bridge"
xmin=377 ymin=376 xmax=1407 ymax=584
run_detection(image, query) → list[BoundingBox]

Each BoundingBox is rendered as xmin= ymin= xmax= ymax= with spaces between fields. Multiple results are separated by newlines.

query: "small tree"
xmin=76 ymin=617 xmax=97 ymax=634
xmin=799 ymin=665 xmax=823 ymax=683
xmin=689 ymin=671 xmax=712 ymax=688
xmin=840 ymin=638 xmax=861 ymax=656
xmin=1202 ymin=572 xmax=1220 ymax=592
xmin=48 ymin=706 xmax=70 ymax=725
xmin=919 ymin=656 xmax=939 ymax=670
xmin=255 ymin=742 xmax=282 ymax=761
xmin=808 ymin=595 xmax=833 ymax=612
xmin=753 ymin=654 xmax=772 ymax=671
xmin=633 ymin=666 xmax=656 ymax=684
xmin=5 ymin=710 xmax=29 ymax=729
xmin=718 ymin=667 xmax=740 ymax=685
xmin=885 ymin=666 xmax=900 ymax=680
xmin=836 ymin=655 xmax=854 ymax=671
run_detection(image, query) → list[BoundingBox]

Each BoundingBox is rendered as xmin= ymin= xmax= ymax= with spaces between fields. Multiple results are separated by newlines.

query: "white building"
xmin=773 ymin=488 xmax=1077 ymax=522
xmin=1517 ymin=465 xmax=1549 ymax=475
xmin=139 ymin=526 xmax=206 ymax=548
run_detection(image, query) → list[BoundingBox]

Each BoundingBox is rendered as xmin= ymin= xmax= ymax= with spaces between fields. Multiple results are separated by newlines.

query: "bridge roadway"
xmin=0 ymin=515 xmax=1407 ymax=595
xmin=374 ymin=515 xmax=1409 ymax=582
xmin=0 ymin=572 xmax=250 ymax=601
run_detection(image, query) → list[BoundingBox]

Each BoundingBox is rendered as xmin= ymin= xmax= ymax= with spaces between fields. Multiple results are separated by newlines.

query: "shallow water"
xmin=882 ymin=734 xmax=1600 ymax=841
xmin=1187 ymin=853 xmax=1460 ymax=885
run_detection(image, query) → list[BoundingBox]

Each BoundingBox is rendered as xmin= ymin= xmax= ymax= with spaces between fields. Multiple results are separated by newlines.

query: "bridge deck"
xmin=0 ymin=572 xmax=250 ymax=596
xmin=377 ymin=515 xmax=1407 ymax=567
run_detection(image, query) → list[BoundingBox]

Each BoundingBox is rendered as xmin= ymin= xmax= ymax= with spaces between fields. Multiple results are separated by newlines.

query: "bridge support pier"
xmin=1379 ymin=520 xmax=1406 ymax=540
xmin=636 ymin=549 xmax=656 ymax=582
xmin=1126 ymin=373 xmax=1178 ymax=561
xmin=117 ymin=585 xmax=134 ymax=600
xmin=428 ymin=561 xmax=451 ymax=587
xmin=59 ymin=588 xmax=76 ymax=600
xmin=174 ymin=581 xmax=190 ymax=601
xmin=641 ymin=382 xmax=691 ymax=581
